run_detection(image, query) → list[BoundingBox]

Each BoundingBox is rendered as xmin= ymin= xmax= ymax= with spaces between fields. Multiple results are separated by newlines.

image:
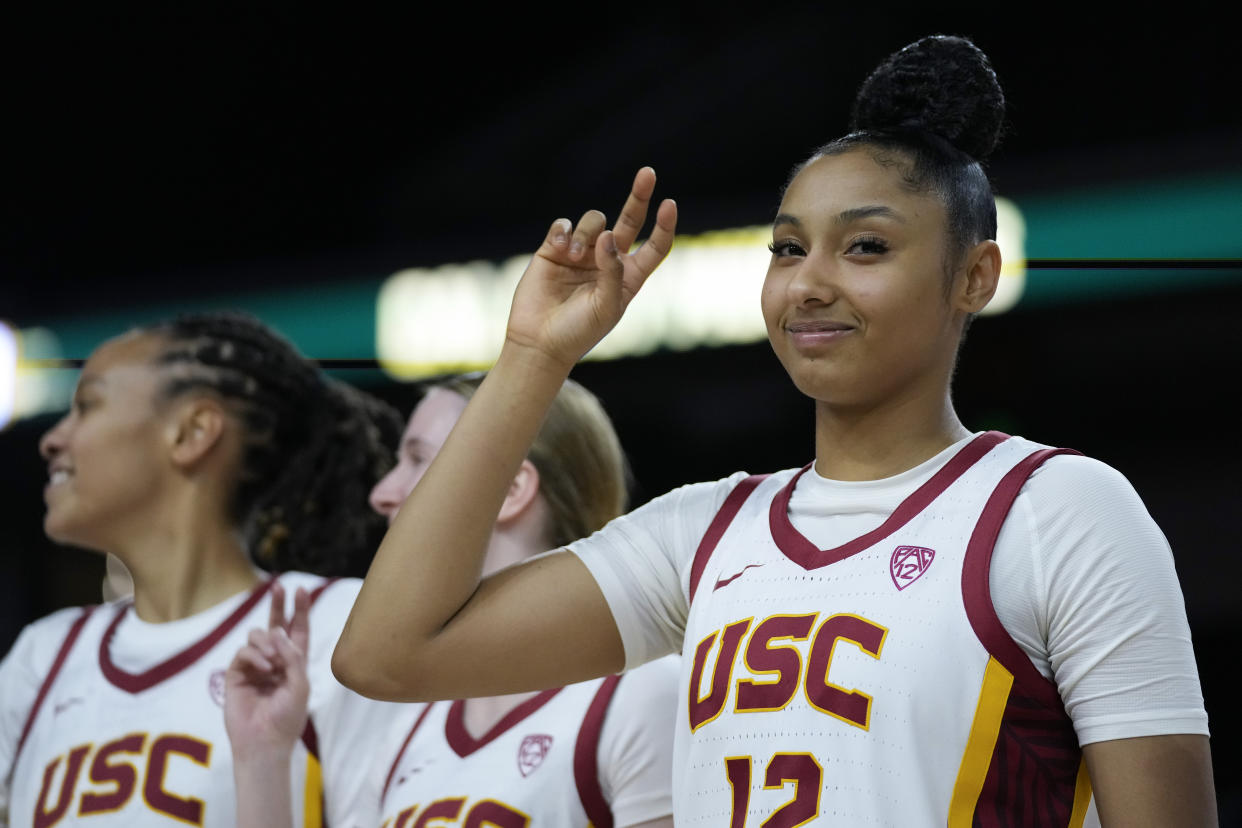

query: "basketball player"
xmin=333 ymin=36 xmax=1217 ymax=827
xmin=228 ymin=375 xmax=677 ymax=827
xmin=0 ymin=312 xmax=412 ymax=826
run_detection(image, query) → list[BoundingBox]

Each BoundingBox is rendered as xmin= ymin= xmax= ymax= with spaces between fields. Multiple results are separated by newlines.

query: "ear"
xmin=165 ymin=398 xmax=229 ymax=470
xmin=955 ymin=239 xmax=1002 ymax=315
xmin=496 ymin=459 xmax=541 ymax=525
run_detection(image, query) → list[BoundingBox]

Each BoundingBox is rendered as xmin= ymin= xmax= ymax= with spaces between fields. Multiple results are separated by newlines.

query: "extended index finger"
xmin=611 ymin=167 xmax=656 ymax=255
xmin=629 ymin=197 xmax=678 ymax=281
xmin=268 ymin=581 xmax=287 ymax=632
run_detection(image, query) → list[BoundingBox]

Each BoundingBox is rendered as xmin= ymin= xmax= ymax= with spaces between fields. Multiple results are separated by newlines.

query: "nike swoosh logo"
xmin=53 ymin=697 xmax=84 ymax=716
xmin=713 ymin=564 xmax=764 ymax=592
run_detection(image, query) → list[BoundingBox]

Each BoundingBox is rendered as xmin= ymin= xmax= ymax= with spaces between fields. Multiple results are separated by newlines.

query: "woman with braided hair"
xmin=0 ymin=311 xmax=409 ymax=826
xmin=334 ymin=36 xmax=1217 ymax=827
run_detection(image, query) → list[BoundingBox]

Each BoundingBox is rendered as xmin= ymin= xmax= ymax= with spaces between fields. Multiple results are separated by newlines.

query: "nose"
xmin=39 ymin=414 xmax=70 ymax=461
xmin=368 ymin=467 xmax=407 ymax=523
xmin=786 ymin=250 xmax=840 ymax=308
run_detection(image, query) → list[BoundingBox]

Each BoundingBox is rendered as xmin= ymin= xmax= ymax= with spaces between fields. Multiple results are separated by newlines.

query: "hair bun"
xmin=850 ymin=35 xmax=1005 ymax=161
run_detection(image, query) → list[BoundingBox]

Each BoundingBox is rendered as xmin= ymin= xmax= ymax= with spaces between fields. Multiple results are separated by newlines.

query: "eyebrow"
xmin=772 ymin=205 xmax=905 ymax=229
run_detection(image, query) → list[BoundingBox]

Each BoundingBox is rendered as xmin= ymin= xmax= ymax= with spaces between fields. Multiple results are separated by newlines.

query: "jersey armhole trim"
xmin=381 ymin=702 xmax=437 ymax=804
xmin=12 ymin=604 xmax=96 ymax=769
xmin=963 ymin=446 xmax=1082 ymax=702
xmin=574 ymin=674 xmax=622 ymax=828
xmin=688 ymin=474 xmax=769 ymax=603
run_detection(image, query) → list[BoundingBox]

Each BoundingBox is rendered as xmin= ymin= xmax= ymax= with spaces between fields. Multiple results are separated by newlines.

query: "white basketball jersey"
xmin=677 ymin=432 xmax=1094 ymax=828
xmin=6 ymin=573 xmax=336 ymax=828
xmin=379 ymin=677 xmax=623 ymax=828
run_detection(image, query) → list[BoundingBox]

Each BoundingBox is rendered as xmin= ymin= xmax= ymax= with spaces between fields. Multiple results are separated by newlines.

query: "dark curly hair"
xmin=141 ymin=311 xmax=401 ymax=577
xmin=796 ymin=35 xmax=1006 ymax=275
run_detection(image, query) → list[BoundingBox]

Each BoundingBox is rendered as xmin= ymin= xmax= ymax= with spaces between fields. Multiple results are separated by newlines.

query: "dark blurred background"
xmin=2 ymin=3 xmax=1238 ymax=819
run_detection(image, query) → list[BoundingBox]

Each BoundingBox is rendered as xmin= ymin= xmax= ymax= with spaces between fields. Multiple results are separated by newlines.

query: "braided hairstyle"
xmin=142 ymin=311 xmax=402 ymax=577
xmin=802 ymin=35 xmax=1006 ymax=276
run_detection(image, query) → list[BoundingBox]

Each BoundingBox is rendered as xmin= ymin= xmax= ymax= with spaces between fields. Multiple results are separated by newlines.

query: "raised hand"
xmin=505 ymin=166 xmax=677 ymax=369
xmin=224 ymin=582 xmax=311 ymax=760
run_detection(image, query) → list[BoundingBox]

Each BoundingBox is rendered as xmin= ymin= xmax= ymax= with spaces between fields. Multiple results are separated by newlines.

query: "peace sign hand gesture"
xmin=224 ymin=582 xmax=311 ymax=761
xmin=504 ymin=167 xmax=677 ymax=370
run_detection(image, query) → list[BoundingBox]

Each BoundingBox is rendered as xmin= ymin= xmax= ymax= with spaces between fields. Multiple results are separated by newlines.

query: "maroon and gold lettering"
xmin=412 ymin=797 xmax=465 ymax=828
xmin=393 ymin=806 xmax=418 ymax=828
xmin=761 ymin=753 xmax=822 ymax=828
xmin=33 ymin=745 xmax=90 ymax=828
xmin=804 ymin=614 xmax=887 ymax=729
xmin=736 ymin=614 xmax=817 ymax=713
xmin=688 ymin=618 xmax=752 ymax=731
xmin=724 ymin=756 xmax=751 ymax=828
xmin=79 ymin=733 xmax=146 ymax=814
xmin=721 ymin=753 xmax=822 ymax=828
xmin=143 ymin=734 xmax=211 ymax=825
xmin=462 ymin=799 xmax=530 ymax=827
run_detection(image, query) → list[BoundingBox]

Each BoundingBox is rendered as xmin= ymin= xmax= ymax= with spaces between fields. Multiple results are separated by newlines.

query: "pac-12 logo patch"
xmin=890 ymin=546 xmax=935 ymax=590
xmin=208 ymin=669 xmax=228 ymax=706
xmin=518 ymin=734 xmax=553 ymax=777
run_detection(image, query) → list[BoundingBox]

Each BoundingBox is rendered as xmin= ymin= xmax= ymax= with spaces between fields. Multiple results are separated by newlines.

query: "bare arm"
xmin=334 ymin=168 xmax=678 ymax=702
xmin=1084 ymin=734 xmax=1218 ymax=827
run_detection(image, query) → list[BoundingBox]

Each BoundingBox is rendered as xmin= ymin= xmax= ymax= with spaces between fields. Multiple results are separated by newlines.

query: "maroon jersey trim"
xmin=382 ymin=702 xmax=438 ymax=804
xmin=688 ymin=474 xmax=769 ymax=602
xmin=573 ymin=674 xmax=623 ymax=828
xmin=13 ymin=605 xmax=96 ymax=769
xmin=769 ymin=431 xmax=1009 ymax=571
xmin=963 ymin=447 xmax=1082 ymax=701
xmin=98 ymin=578 xmax=279 ymax=694
xmin=444 ymin=688 xmax=563 ymax=758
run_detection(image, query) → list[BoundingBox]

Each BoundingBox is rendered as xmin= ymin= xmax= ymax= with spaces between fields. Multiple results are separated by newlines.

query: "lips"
xmin=785 ymin=319 xmax=855 ymax=351
xmin=787 ymin=320 xmax=853 ymax=333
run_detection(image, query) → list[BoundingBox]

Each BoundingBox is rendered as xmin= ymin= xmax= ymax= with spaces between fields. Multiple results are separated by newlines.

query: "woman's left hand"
xmin=224 ymin=582 xmax=311 ymax=759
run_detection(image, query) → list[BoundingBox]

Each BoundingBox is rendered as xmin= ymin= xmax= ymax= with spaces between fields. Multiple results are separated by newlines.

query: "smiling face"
xmin=761 ymin=149 xmax=972 ymax=411
xmin=39 ymin=332 xmax=175 ymax=552
xmin=368 ymin=387 xmax=469 ymax=524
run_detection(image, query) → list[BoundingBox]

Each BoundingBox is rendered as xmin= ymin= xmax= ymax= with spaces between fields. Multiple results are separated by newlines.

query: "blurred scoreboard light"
xmin=0 ymin=322 xmax=15 ymax=429
xmin=0 ymin=327 xmax=74 ymax=427
xmin=376 ymin=199 xmax=1027 ymax=379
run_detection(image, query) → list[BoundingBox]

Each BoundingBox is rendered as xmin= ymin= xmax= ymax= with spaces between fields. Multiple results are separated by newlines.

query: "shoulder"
xmin=610 ymin=655 xmax=681 ymax=714
xmin=3 ymin=604 xmax=99 ymax=673
xmin=1017 ymin=450 xmax=1158 ymax=528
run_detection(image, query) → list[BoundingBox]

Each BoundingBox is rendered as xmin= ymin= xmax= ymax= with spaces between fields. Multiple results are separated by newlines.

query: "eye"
xmin=846 ymin=235 xmax=889 ymax=256
xmin=768 ymin=239 xmax=807 ymax=258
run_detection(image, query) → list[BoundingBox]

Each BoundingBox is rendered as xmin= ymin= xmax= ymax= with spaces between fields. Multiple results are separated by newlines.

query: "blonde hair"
xmin=437 ymin=374 xmax=629 ymax=548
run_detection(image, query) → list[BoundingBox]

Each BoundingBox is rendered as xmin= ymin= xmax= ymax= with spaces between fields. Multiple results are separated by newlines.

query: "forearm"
xmin=334 ymin=342 xmax=571 ymax=697
xmin=233 ymin=749 xmax=295 ymax=828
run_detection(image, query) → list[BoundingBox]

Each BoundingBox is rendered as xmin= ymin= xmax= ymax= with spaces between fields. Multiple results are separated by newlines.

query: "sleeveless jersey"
xmin=5 ymin=573 xmax=341 ymax=828
xmin=379 ymin=676 xmax=624 ymax=828
xmin=677 ymin=432 xmax=1096 ymax=828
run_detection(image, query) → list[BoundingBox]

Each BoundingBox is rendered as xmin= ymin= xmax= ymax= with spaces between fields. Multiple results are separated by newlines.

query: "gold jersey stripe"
xmin=304 ymin=751 xmax=324 ymax=828
xmin=948 ymin=656 xmax=1015 ymax=826
xmin=1068 ymin=757 xmax=1094 ymax=828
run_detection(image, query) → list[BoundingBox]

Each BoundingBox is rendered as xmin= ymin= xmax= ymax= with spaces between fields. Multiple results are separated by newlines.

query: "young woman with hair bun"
xmin=335 ymin=36 xmax=1216 ymax=827
xmin=228 ymin=373 xmax=678 ymax=827
xmin=0 ymin=311 xmax=408 ymax=826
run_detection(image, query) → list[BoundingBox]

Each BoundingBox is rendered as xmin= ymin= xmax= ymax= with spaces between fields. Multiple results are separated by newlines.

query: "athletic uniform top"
xmin=569 ymin=432 xmax=1208 ymax=827
xmin=0 ymin=572 xmax=417 ymax=828
xmin=368 ymin=655 xmax=679 ymax=828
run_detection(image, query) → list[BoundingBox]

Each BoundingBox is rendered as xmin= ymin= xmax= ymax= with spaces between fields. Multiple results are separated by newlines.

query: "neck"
xmin=812 ymin=388 xmax=970 ymax=481
xmin=110 ymin=509 xmax=261 ymax=623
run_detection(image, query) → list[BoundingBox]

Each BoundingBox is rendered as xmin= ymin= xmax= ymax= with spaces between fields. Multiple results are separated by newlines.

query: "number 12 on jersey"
xmin=725 ymin=753 xmax=823 ymax=827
